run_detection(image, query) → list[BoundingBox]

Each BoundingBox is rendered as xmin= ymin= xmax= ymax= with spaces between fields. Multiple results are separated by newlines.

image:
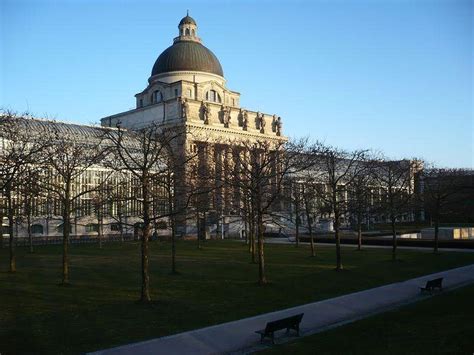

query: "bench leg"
xmin=260 ymin=334 xmax=264 ymax=343
xmin=272 ymin=332 xmax=275 ymax=345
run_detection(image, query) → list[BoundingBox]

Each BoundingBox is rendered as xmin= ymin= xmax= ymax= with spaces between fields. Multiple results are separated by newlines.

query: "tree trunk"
xmin=7 ymin=189 xmax=16 ymax=273
xmin=434 ymin=215 xmax=439 ymax=254
xmin=62 ymin=216 xmax=70 ymax=285
xmin=196 ymin=211 xmax=201 ymax=250
xmin=244 ymin=212 xmax=248 ymax=245
xmin=295 ymin=214 xmax=300 ymax=248
xmin=141 ymin=192 xmax=152 ymax=303
xmin=334 ymin=214 xmax=342 ymax=271
xmin=98 ymin=214 xmax=103 ymax=249
xmin=391 ymin=217 xmax=397 ymax=261
xmin=257 ymin=212 xmax=266 ymax=285
xmin=248 ymin=211 xmax=256 ymax=263
xmin=309 ymin=221 xmax=315 ymax=257
xmin=119 ymin=211 xmax=124 ymax=242
xmin=0 ymin=207 xmax=3 ymax=249
xmin=357 ymin=219 xmax=362 ymax=251
xmin=171 ymin=216 xmax=177 ymax=274
xmin=305 ymin=207 xmax=315 ymax=257
xmin=27 ymin=212 xmax=33 ymax=253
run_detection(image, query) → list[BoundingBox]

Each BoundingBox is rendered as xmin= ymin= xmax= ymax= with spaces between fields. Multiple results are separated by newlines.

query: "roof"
xmin=151 ymin=40 xmax=224 ymax=77
xmin=179 ymin=15 xmax=196 ymax=26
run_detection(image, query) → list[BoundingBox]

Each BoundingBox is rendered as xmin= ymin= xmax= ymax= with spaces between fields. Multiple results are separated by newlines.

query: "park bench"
xmin=420 ymin=277 xmax=443 ymax=293
xmin=255 ymin=313 xmax=304 ymax=344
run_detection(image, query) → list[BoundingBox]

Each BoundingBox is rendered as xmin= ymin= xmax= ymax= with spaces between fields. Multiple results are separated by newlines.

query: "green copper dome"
xmin=151 ymin=40 xmax=224 ymax=77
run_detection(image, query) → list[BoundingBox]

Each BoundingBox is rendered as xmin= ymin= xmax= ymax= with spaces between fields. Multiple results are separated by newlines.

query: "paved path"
xmin=90 ymin=264 xmax=474 ymax=355
xmin=264 ymin=237 xmax=474 ymax=253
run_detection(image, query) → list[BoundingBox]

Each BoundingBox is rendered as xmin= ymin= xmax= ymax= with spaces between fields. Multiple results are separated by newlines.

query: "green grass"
xmin=1 ymin=241 xmax=474 ymax=354
xmin=262 ymin=284 xmax=474 ymax=355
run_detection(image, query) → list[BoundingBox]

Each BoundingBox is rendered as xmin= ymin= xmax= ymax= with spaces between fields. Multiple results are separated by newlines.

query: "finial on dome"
xmin=187 ymin=9 xmax=189 ymax=16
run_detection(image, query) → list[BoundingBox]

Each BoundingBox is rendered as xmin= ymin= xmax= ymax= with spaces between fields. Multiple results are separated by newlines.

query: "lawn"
xmin=262 ymin=283 xmax=474 ymax=355
xmin=1 ymin=240 xmax=474 ymax=354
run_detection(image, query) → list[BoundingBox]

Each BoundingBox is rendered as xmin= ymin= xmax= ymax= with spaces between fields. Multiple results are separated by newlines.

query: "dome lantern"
xmin=150 ymin=13 xmax=224 ymax=79
xmin=176 ymin=11 xmax=200 ymax=43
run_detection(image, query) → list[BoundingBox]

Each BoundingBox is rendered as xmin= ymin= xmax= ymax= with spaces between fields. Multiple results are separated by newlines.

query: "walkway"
xmin=89 ymin=264 xmax=474 ymax=355
xmin=264 ymin=237 xmax=474 ymax=253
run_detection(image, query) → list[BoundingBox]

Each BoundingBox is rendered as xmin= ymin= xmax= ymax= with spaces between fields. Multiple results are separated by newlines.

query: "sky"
xmin=1 ymin=0 xmax=472 ymax=168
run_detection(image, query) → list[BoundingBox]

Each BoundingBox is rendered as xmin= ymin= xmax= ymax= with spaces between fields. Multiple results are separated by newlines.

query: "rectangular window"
xmin=174 ymin=89 xmax=179 ymax=97
xmin=85 ymin=224 xmax=99 ymax=232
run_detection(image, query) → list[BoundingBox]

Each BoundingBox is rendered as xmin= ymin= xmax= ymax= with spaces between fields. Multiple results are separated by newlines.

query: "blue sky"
xmin=1 ymin=0 xmax=472 ymax=168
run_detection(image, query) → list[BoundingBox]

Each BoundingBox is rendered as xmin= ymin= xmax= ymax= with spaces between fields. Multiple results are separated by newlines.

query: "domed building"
xmin=101 ymin=14 xmax=284 ymax=140
xmin=101 ymin=14 xmax=286 ymax=233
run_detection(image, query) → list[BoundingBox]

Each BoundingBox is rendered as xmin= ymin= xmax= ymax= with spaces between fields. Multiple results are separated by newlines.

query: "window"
xmin=31 ymin=224 xmax=44 ymax=234
xmin=85 ymin=224 xmax=99 ymax=233
xmin=139 ymin=98 xmax=143 ymax=107
xmin=232 ymin=98 xmax=235 ymax=106
xmin=152 ymin=90 xmax=162 ymax=104
xmin=205 ymin=90 xmax=221 ymax=103
xmin=111 ymin=223 xmax=121 ymax=231
xmin=185 ymin=28 xmax=190 ymax=36
xmin=174 ymin=88 xmax=179 ymax=97
xmin=187 ymin=89 xmax=192 ymax=98
xmin=156 ymin=221 xmax=168 ymax=229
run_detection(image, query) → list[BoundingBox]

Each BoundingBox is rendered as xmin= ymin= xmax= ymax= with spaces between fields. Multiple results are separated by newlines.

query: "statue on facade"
xmin=179 ymin=97 xmax=189 ymax=120
xmin=255 ymin=112 xmax=262 ymax=130
xmin=221 ymin=105 xmax=231 ymax=127
xmin=272 ymin=114 xmax=278 ymax=132
xmin=240 ymin=109 xmax=248 ymax=130
xmin=259 ymin=112 xmax=266 ymax=133
xmin=201 ymin=101 xmax=210 ymax=124
xmin=276 ymin=116 xmax=282 ymax=136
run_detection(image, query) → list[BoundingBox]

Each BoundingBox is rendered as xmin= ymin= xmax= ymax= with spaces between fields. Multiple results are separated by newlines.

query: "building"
xmin=1 ymin=14 xmax=424 ymax=241
xmin=100 ymin=14 xmax=287 ymax=233
xmin=1 ymin=14 xmax=286 ymax=239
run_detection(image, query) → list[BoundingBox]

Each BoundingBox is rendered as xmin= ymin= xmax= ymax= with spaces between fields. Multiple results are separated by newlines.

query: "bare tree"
xmin=372 ymin=158 xmax=417 ymax=261
xmin=315 ymin=144 xmax=368 ymax=270
xmin=347 ymin=172 xmax=374 ymax=251
xmin=104 ymin=123 xmax=194 ymax=301
xmin=224 ymin=138 xmax=309 ymax=285
xmin=422 ymin=167 xmax=471 ymax=253
xmin=40 ymin=123 xmax=109 ymax=285
xmin=0 ymin=112 xmax=48 ymax=272
xmin=91 ymin=177 xmax=112 ymax=249
xmin=19 ymin=166 xmax=42 ymax=253
xmin=300 ymin=180 xmax=330 ymax=257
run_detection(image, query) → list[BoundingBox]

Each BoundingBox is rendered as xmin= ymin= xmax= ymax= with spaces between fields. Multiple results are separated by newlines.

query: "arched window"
xmin=152 ymin=90 xmax=162 ymax=104
xmin=31 ymin=224 xmax=44 ymax=234
xmin=185 ymin=28 xmax=190 ymax=36
xmin=205 ymin=90 xmax=221 ymax=103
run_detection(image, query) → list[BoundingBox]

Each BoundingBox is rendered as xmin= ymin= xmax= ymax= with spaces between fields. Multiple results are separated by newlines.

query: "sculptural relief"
xmin=221 ymin=105 xmax=231 ymax=128
xmin=240 ymin=109 xmax=248 ymax=130
xmin=179 ymin=97 xmax=189 ymax=120
xmin=259 ymin=112 xmax=266 ymax=133
xmin=276 ymin=116 xmax=282 ymax=136
xmin=201 ymin=101 xmax=210 ymax=124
